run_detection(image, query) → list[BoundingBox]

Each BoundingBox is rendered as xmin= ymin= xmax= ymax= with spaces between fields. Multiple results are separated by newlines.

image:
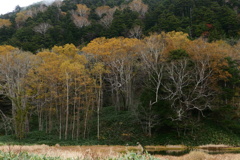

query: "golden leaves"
xmin=186 ymin=39 xmax=231 ymax=83
xmin=95 ymin=6 xmax=111 ymax=17
xmin=0 ymin=45 xmax=16 ymax=55
xmin=75 ymin=4 xmax=91 ymax=17
xmin=82 ymin=37 xmax=141 ymax=56
xmin=91 ymin=62 xmax=109 ymax=75
xmin=52 ymin=44 xmax=79 ymax=58
xmin=166 ymin=31 xmax=190 ymax=50
xmin=82 ymin=37 xmax=109 ymax=55
xmin=0 ymin=19 xmax=11 ymax=28
xmin=71 ymin=4 xmax=91 ymax=28
xmin=15 ymin=11 xmax=33 ymax=28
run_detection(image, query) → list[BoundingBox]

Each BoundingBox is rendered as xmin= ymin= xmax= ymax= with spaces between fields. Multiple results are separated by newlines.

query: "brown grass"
xmin=0 ymin=144 xmax=142 ymax=159
xmin=1 ymin=145 xmax=240 ymax=160
xmin=197 ymin=144 xmax=232 ymax=150
xmin=155 ymin=151 xmax=240 ymax=160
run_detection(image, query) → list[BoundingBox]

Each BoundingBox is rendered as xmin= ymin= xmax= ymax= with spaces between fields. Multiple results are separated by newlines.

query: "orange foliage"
xmin=0 ymin=19 xmax=11 ymax=28
xmin=75 ymin=4 xmax=90 ymax=17
xmin=166 ymin=31 xmax=190 ymax=50
xmin=15 ymin=11 xmax=34 ymax=28
xmin=82 ymin=37 xmax=142 ymax=58
xmin=71 ymin=4 xmax=91 ymax=28
xmin=186 ymin=39 xmax=232 ymax=83
xmin=95 ymin=6 xmax=111 ymax=17
xmin=0 ymin=45 xmax=16 ymax=55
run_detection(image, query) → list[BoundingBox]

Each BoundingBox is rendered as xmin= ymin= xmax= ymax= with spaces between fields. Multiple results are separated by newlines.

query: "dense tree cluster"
xmin=0 ymin=32 xmax=240 ymax=140
xmin=0 ymin=0 xmax=240 ymax=142
xmin=0 ymin=0 xmax=239 ymax=52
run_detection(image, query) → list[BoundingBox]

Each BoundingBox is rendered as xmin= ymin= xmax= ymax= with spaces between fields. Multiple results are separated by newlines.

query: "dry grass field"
xmin=0 ymin=145 xmax=140 ymax=159
xmin=156 ymin=151 xmax=240 ymax=160
xmin=0 ymin=145 xmax=240 ymax=159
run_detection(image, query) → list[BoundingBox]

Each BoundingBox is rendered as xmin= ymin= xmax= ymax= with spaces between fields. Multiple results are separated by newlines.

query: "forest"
xmin=1 ymin=33 xmax=240 ymax=145
xmin=0 ymin=0 xmax=240 ymax=52
xmin=0 ymin=0 xmax=240 ymax=146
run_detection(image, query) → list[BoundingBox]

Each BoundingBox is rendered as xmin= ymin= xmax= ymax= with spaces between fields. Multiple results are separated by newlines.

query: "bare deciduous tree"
xmin=72 ymin=15 xmax=90 ymax=28
xmin=163 ymin=57 xmax=215 ymax=121
xmin=129 ymin=0 xmax=148 ymax=17
xmin=100 ymin=14 xmax=113 ymax=28
xmin=0 ymin=48 xmax=37 ymax=139
xmin=38 ymin=4 xmax=48 ymax=12
xmin=33 ymin=23 xmax=52 ymax=35
xmin=95 ymin=6 xmax=111 ymax=17
xmin=71 ymin=4 xmax=91 ymax=28
xmin=75 ymin=4 xmax=90 ymax=17
xmin=0 ymin=109 xmax=13 ymax=135
xmin=97 ymin=6 xmax=117 ymax=28
xmin=128 ymin=25 xmax=143 ymax=39
xmin=52 ymin=0 xmax=63 ymax=8
xmin=136 ymin=33 xmax=167 ymax=137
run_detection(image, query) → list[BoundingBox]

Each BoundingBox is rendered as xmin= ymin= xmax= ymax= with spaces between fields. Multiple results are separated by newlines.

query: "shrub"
xmin=109 ymin=152 xmax=162 ymax=160
xmin=0 ymin=151 xmax=61 ymax=160
xmin=182 ymin=151 xmax=207 ymax=160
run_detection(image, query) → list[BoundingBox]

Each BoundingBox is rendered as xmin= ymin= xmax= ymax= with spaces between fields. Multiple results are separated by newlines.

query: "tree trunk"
xmin=65 ymin=74 xmax=69 ymax=140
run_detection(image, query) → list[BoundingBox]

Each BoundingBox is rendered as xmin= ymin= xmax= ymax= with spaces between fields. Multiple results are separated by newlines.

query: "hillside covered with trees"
xmin=0 ymin=0 xmax=240 ymax=52
xmin=0 ymin=0 xmax=240 ymax=145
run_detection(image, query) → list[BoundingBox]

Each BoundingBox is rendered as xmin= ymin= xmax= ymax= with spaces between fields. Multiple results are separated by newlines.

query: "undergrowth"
xmin=1 ymin=117 xmax=240 ymax=147
xmin=0 ymin=151 xmax=163 ymax=160
xmin=0 ymin=151 xmax=61 ymax=160
xmin=110 ymin=152 xmax=161 ymax=160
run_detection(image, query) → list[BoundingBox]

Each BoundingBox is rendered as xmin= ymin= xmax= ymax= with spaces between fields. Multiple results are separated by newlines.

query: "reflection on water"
xmin=199 ymin=149 xmax=240 ymax=155
xmin=147 ymin=148 xmax=240 ymax=156
xmin=147 ymin=149 xmax=190 ymax=156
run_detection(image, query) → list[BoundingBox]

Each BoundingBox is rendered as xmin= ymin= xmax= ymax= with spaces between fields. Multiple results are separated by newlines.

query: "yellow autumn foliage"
xmin=0 ymin=19 xmax=11 ymax=28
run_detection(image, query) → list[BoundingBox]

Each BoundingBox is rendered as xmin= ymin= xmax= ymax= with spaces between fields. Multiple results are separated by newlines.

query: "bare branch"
xmin=33 ymin=23 xmax=52 ymax=35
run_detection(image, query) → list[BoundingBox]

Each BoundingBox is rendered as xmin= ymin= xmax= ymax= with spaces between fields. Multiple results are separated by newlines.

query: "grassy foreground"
xmin=1 ymin=145 xmax=240 ymax=160
xmin=0 ymin=146 xmax=161 ymax=160
xmin=0 ymin=151 xmax=61 ymax=160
